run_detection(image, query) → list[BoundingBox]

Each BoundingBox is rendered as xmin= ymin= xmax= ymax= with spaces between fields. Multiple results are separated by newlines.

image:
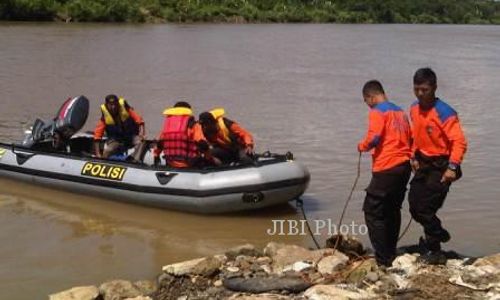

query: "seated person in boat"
xmin=198 ymin=108 xmax=254 ymax=164
xmin=153 ymin=101 xmax=216 ymax=168
xmin=93 ymin=95 xmax=146 ymax=162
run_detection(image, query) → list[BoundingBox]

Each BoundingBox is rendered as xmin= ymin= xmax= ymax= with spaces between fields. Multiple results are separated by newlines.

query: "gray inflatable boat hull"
xmin=0 ymin=144 xmax=310 ymax=214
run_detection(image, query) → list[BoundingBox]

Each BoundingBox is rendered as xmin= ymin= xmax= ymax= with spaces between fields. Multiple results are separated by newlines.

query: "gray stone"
xmin=316 ymin=253 xmax=349 ymax=275
xmin=227 ymin=266 xmax=240 ymax=273
xmin=473 ymin=253 xmax=500 ymax=268
xmin=304 ymin=284 xmax=376 ymax=300
xmin=133 ymin=280 xmax=156 ymax=296
xmin=264 ymin=242 xmax=336 ymax=273
xmin=256 ymin=257 xmax=273 ymax=265
xmin=162 ymin=256 xmax=221 ymax=277
xmin=325 ymin=235 xmax=364 ymax=257
xmin=99 ymin=280 xmax=142 ymax=300
xmin=225 ymin=244 xmax=262 ymax=260
xmin=223 ymin=275 xmax=312 ymax=293
xmin=228 ymin=294 xmax=291 ymax=299
xmin=49 ymin=286 xmax=99 ymax=300
xmin=365 ymin=272 xmax=379 ymax=283
xmin=343 ymin=259 xmax=377 ymax=284
xmin=391 ymin=254 xmax=418 ymax=276
xmin=291 ymin=261 xmax=314 ymax=272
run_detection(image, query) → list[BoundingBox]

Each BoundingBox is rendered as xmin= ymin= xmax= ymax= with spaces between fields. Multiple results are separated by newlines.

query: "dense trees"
xmin=1 ymin=0 xmax=499 ymax=24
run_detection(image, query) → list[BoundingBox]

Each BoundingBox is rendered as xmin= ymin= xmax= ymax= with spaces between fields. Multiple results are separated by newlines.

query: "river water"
xmin=0 ymin=23 xmax=499 ymax=299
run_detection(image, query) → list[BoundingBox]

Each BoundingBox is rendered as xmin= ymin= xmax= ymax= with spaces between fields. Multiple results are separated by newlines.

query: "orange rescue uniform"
xmin=358 ymin=101 xmax=412 ymax=172
xmin=409 ymin=98 xmax=467 ymax=166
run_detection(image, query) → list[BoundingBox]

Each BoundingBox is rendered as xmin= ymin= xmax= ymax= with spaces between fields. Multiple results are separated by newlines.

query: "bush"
xmin=2 ymin=0 xmax=58 ymax=20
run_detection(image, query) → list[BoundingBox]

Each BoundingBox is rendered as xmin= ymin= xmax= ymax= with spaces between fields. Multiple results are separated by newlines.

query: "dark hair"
xmin=105 ymin=94 xmax=119 ymax=103
xmin=199 ymin=112 xmax=216 ymax=125
xmin=362 ymin=80 xmax=385 ymax=96
xmin=414 ymin=68 xmax=437 ymax=86
xmin=174 ymin=101 xmax=191 ymax=109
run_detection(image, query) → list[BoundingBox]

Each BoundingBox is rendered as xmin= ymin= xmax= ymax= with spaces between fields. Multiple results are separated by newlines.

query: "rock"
xmin=227 ymin=266 xmax=240 ymax=273
xmin=263 ymin=242 xmax=289 ymax=257
xmin=214 ymin=254 xmax=229 ymax=265
xmin=133 ymin=280 xmax=156 ymax=296
xmin=473 ymin=253 xmax=500 ymax=268
xmin=343 ymin=258 xmax=377 ymax=284
xmin=228 ymin=294 xmax=291 ymax=299
xmin=365 ymin=272 xmax=379 ymax=283
xmin=225 ymin=244 xmax=262 ymax=260
xmin=283 ymin=261 xmax=314 ymax=273
xmin=49 ymin=286 xmax=99 ymax=300
xmin=162 ymin=256 xmax=221 ymax=277
xmin=293 ymin=261 xmax=314 ymax=272
xmin=213 ymin=279 xmax=223 ymax=287
xmin=317 ymin=253 xmax=349 ymax=275
xmin=260 ymin=265 xmax=272 ymax=274
xmin=99 ymin=280 xmax=142 ymax=300
xmin=446 ymin=259 xmax=466 ymax=269
xmin=124 ymin=297 xmax=152 ymax=300
xmin=257 ymin=257 xmax=273 ymax=265
xmin=264 ymin=242 xmax=336 ymax=273
xmin=325 ymin=235 xmax=364 ymax=257
xmin=223 ymin=275 xmax=312 ymax=293
xmin=304 ymin=284 xmax=376 ymax=300
xmin=308 ymin=272 xmax=325 ymax=284
xmin=391 ymin=254 xmax=418 ymax=275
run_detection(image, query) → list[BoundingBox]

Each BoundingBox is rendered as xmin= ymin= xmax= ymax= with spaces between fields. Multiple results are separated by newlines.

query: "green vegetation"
xmin=1 ymin=0 xmax=499 ymax=24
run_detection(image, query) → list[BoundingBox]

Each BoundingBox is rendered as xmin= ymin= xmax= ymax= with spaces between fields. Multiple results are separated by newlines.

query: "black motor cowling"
xmin=22 ymin=95 xmax=89 ymax=147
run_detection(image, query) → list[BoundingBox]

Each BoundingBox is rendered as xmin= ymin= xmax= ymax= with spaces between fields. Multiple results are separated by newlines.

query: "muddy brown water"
xmin=0 ymin=23 xmax=499 ymax=299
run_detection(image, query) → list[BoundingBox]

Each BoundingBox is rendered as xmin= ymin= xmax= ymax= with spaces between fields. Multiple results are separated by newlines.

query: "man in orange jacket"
xmin=93 ymin=95 xmax=146 ymax=162
xmin=153 ymin=101 xmax=211 ymax=168
xmin=199 ymin=108 xmax=254 ymax=165
xmin=358 ymin=80 xmax=412 ymax=267
xmin=409 ymin=68 xmax=467 ymax=264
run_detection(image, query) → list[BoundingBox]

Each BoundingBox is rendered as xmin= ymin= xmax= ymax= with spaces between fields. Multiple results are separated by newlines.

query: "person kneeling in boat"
xmin=153 ymin=102 xmax=215 ymax=168
xmin=93 ymin=94 xmax=146 ymax=162
xmin=199 ymin=108 xmax=254 ymax=165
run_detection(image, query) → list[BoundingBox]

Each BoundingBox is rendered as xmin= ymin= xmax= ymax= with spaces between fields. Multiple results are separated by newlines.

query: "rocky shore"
xmin=50 ymin=237 xmax=500 ymax=300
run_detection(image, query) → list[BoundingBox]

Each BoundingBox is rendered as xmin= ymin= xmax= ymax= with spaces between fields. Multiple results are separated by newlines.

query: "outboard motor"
xmin=22 ymin=96 xmax=89 ymax=148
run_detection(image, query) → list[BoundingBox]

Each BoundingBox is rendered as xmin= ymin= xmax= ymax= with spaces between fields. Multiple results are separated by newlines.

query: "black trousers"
xmin=363 ymin=161 xmax=411 ymax=266
xmin=408 ymin=155 xmax=457 ymax=251
xmin=211 ymin=146 xmax=253 ymax=165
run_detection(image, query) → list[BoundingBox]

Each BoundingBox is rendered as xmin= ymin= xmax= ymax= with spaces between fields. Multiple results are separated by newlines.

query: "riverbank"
xmin=1 ymin=0 xmax=500 ymax=24
xmin=49 ymin=237 xmax=500 ymax=300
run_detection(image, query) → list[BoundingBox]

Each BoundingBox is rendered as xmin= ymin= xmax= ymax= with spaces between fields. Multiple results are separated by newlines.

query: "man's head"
xmin=362 ymin=80 xmax=386 ymax=108
xmin=199 ymin=112 xmax=218 ymax=137
xmin=413 ymin=68 xmax=437 ymax=107
xmin=105 ymin=94 xmax=120 ymax=116
xmin=174 ymin=101 xmax=191 ymax=109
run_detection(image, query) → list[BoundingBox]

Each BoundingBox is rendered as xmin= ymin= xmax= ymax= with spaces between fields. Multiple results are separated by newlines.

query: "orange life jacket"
xmin=159 ymin=107 xmax=198 ymax=163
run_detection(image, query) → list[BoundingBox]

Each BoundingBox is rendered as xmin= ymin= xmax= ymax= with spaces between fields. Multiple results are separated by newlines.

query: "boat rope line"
xmin=332 ymin=152 xmax=362 ymax=252
xmin=0 ymin=163 xmax=309 ymax=197
xmin=296 ymin=198 xmax=321 ymax=249
xmin=398 ymin=216 xmax=412 ymax=241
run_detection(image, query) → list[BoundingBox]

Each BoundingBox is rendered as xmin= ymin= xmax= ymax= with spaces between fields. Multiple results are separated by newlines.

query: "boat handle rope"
xmin=296 ymin=197 xmax=321 ymax=249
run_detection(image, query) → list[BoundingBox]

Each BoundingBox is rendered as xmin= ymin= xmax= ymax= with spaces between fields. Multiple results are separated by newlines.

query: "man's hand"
xmin=410 ymin=159 xmax=420 ymax=173
xmin=244 ymin=145 xmax=254 ymax=156
xmin=357 ymin=143 xmax=363 ymax=152
xmin=441 ymin=169 xmax=457 ymax=183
